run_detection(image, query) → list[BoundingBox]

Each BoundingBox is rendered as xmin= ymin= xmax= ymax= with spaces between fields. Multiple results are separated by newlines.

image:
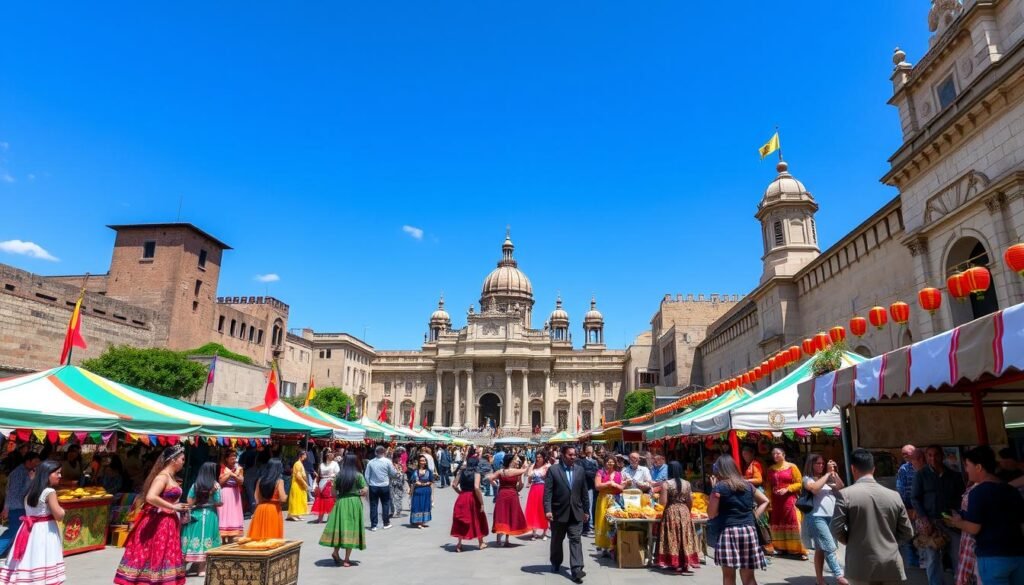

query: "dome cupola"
xmin=754 ymin=160 xmax=821 ymax=284
xmin=548 ymin=296 xmax=570 ymax=342
xmin=479 ymin=229 xmax=535 ymax=327
xmin=427 ymin=296 xmax=451 ymax=342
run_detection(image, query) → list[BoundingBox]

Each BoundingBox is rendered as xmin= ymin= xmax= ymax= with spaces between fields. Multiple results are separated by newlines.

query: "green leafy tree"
xmin=622 ymin=389 xmax=654 ymax=419
xmin=284 ymin=387 xmax=359 ymax=421
xmin=81 ymin=346 xmax=208 ymax=398
xmin=186 ymin=342 xmax=253 ymax=365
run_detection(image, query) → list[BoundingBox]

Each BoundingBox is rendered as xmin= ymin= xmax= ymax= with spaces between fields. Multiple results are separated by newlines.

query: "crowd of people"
xmin=0 ymin=439 xmax=1021 ymax=585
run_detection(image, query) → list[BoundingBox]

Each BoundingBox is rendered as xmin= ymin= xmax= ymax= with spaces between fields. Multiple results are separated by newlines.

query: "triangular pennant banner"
xmin=58 ymin=431 xmax=72 ymax=444
xmin=46 ymin=430 xmax=59 ymax=444
xmin=783 ymin=430 xmax=795 ymax=440
xmin=32 ymin=429 xmax=46 ymax=443
xmin=16 ymin=429 xmax=30 ymax=442
xmin=168 ymin=436 xmax=178 ymax=445
xmin=89 ymin=432 xmax=103 ymax=444
xmin=74 ymin=432 xmax=88 ymax=444
xmin=101 ymin=432 xmax=114 ymax=444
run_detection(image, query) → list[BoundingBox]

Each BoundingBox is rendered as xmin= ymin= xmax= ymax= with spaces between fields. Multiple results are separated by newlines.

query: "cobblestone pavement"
xmin=67 ymin=485 xmax=934 ymax=585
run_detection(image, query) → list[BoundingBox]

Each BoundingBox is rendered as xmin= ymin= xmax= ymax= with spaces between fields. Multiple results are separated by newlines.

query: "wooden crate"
xmin=204 ymin=540 xmax=301 ymax=585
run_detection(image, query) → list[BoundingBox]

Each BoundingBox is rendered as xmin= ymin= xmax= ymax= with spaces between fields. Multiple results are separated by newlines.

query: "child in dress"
xmin=181 ymin=462 xmax=222 ymax=577
xmin=0 ymin=460 xmax=66 ymax=585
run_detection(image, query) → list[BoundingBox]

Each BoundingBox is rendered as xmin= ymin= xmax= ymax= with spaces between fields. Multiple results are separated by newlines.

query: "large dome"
xmin=481 ymin=232 xmax=533 ymax=298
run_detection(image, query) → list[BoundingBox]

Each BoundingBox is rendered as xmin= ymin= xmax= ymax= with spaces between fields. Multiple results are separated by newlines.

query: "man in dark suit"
xmin=544 ymin=445 xmax=590 ymax=583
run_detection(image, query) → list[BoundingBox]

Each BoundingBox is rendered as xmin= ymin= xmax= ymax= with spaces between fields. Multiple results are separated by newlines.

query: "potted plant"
xmin=811 ymin=341 xmax=847 ymax=376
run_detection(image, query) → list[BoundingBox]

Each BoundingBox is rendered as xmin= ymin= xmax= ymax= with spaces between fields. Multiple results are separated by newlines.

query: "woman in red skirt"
xmin=450 ymin=452 xmax=489 ymax=552
xmin=311 ymin=448 xmax=339 ymax=523
xmin=524 ymin=450 xmax=551 ymax=540
xmin=488 ymin=454 xmax=530 ymax=546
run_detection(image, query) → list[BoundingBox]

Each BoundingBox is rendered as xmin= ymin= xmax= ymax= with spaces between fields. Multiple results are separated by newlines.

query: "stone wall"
xmin=186 ymin=355 xmax=270 ymax=408
xmin=0 ymin=263 xmax=158 ymax=371
xmin=650 ymin=294 xmax=741 ymax=387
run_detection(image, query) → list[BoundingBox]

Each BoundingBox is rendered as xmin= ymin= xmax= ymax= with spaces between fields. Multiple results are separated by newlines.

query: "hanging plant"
xmin=811 ymin=340 xmax=848 ymax=377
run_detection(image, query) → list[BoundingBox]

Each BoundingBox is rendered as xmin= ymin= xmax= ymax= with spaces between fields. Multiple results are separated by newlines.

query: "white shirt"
xmin=319 ymin=461 xmax=340 ymax=480
xmin=622 ymin=464 xmax=653 ymax=487
xmin=425 ymin=453 xmax=436 ymax=473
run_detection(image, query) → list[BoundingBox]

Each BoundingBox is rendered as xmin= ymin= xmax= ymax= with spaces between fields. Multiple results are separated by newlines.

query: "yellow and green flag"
xmin=758 ymin=131 xmax=780 ymax=160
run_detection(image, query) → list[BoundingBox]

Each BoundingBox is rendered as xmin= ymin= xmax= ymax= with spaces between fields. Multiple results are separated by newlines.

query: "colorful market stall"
xmin=797 ymin=302 xmax=1024 ymax=448
xmin=688 ymin=351 xmax=866 ymax=436
xmin=299 ymin=406 xmax=383 ymax=441
xmin=201 ymin=404 xmax=326 ymax=439
xmin=546 ymin=430 xmax=577 ymax=444
xmin=250 ymin=400 xmax=342 ymax=439
xmin=640 ymin=388 xmax=753 ymax=441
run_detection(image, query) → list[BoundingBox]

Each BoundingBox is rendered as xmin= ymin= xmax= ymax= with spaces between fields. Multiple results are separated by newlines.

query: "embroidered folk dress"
xmin=0 ymin=487 xmax=65 ymax=585
xmin=180 ymin=485 xmax=222 ymax=563
xmin=114 ymin=487 xmax=186 ymax=585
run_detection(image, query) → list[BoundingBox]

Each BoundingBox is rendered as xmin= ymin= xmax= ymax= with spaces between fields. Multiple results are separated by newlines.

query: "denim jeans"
xmin=481 ymin=478 xmax=492 ymax=497
xmin=922 ymin=524 xmax=960 ymax=585
xmin=802 ymin=515 xmax=844 ymax=578
xmin=439 ymin=466 xmax=451 ymax=488
xmin=368 ymin=485 xmax=392 ymax=528
xmin=976 ymin=556 xmax=1024 ymax=585
xmin=900 ymin=540 xmax=921 ymax=570
xmin=0 ymin=508 xmax=25 ymax=557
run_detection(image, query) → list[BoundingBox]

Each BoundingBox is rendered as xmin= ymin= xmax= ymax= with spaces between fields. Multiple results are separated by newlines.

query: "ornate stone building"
xmin=369 ymin=233 xmax=625 ymax=432
xmin=683 ymin=0 xmax=1024 ymax=396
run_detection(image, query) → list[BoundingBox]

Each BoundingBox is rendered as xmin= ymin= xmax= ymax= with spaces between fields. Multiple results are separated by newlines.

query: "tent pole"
xmin=840 ymin=406 xmax=853 ymax=486
xmin=971 ymin=390 xmax=989 ymax=446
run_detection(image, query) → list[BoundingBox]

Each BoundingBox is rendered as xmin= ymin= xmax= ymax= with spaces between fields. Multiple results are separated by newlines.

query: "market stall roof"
xmin=299 ymin=407 xmax=381 ymax=441
xmin=200 ymin=404 xmax=320 ymax=437
xmin=249 ymin=401 xmax=336 ymax=439
xmin=690 ymin=351 xmax=867 ymax=435
xmin=546 ymin=431 xmax=577 ymax=444
xmin=355 ymin=417 xmax=403 ymax=439
xmin=644 ymin=388 xmax=753 ymax=441
xmin=372 ymin=420 xmax=430 ymax=442
xmin=0 ymin=366 xmax=269 ymax=436
xmin=494 ymin=437 xmax=532 ymax=445
xmin=798 ymin=302 xmax=1024 ymax=418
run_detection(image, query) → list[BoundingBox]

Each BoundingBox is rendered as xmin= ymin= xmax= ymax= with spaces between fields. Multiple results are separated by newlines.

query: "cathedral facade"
xmin=368 ymin=233 xmax=625 ymax=432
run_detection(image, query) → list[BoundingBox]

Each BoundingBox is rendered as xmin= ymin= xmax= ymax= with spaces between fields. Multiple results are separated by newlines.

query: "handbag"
xmin=795 ymin=488 xmax=815 ymax=514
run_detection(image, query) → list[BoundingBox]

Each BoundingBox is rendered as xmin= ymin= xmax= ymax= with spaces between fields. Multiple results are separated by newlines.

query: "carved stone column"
xmin=504 ymin=369 xmax=514 ymax=429
xmin=452 ymin=371 xmax=462 ymax=428
xmin=464 ymin=370 xmax=473 ymax=428
xmin=520 ymin=371 xmax=529 ymax=430
xmin=543 ymin=370 xmax=553 ymax=430
xmin=434 ymin=370 xmax=442 ymax=428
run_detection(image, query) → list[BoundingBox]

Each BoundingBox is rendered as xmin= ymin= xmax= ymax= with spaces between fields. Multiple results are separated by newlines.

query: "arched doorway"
xmin=947 ymin=237 xmax=999 ymax=326
xmin=478 ymin=393 xmax=501 ymax=428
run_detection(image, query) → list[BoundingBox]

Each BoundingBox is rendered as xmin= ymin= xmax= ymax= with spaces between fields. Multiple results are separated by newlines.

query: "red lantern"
xmin=964 ymin=266 xmax=991 ymax=299
xmin=802 ymin=338 xmax=815 ymax=355
xmin=814 ymin=332 xmax=831 ymax=352
xmin=761 ymin=360 xmax=771 ymax=374
xmin=740 ymin=373 xmax=750 ymax=385
xmin=868 ymin=306 xmax=888 ymax=329
xmin=753 ymin=367 xmax=762 ymax=380
xmin=849 ymin=316 xmax=867 ymax=337
xmin=1004 ymin=244 xmax=1024 ymax=276
xmin=918 ymin=287 xmax=942 ymax=315
xmin=889 ymin=301 xmax=910 ymax=325
xmin=947 ymin=272 xmax=970 ymax=301
xmin=788 ymin=346 xmax=800 ymax=362
xmin=829 ymin=326 xmax=846 ymax=343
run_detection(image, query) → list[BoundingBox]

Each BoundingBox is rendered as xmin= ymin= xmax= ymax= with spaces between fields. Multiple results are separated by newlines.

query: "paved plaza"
xmin=65 ymin=485 xmax=932 ymax=585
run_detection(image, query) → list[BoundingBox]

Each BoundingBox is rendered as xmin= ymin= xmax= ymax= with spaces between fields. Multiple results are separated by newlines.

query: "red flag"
xmin=378 ymin=400 xmax=388 ymax=423
xmin=263 ymin=369 xmax=279 ymax=409
xmin=576 ymin=415 xmax=581 ymax=432
xmin=59 ymin=295 xmax=88 ymax=364
xmin=422 ymin=415 xmax=428 ymax=428
xmin=409 ymin=406 xmax=416 ymax=429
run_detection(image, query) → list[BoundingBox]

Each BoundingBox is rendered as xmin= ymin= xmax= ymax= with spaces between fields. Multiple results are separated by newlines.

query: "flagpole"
xmin=65 ymin=275 xmax=90 ymax=365
xmin=776 ymin=125 xmax=783 ymax=163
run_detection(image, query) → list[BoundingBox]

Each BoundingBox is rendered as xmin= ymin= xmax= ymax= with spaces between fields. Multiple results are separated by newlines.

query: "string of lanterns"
xmin=632 ymin=243 xmax=1024 ymax=424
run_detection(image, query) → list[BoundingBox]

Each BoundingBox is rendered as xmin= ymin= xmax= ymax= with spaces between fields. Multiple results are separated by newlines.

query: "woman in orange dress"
xmin=765 ymin=447 xmax=807 ymax=559
xmin=742 ymin=444 xmax=774 ymax=555
xmin=248 ymin=458 xmax=286 ymax=540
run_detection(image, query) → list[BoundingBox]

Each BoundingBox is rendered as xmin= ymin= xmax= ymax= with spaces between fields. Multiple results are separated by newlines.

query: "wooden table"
xmin=204 ymin=540 xmax=301 ymax=585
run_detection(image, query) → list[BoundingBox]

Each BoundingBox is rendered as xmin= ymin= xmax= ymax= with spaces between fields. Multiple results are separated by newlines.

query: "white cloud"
xmin=402 ymin=225 xmax=424 ymax=240
xmin=1 ymin=173 xmax=14 ymax=184
xmin=255 ymin=273 xmax=280 ymax=283
xmin=0 ymin=239 xmax=59 ymax=261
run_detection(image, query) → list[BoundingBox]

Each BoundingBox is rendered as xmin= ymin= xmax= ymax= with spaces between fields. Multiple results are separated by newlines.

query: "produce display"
xmin=691 ymin=492 xmax=708 ymax=520
xmin=605 ymin=491 xmax=710 ymax=521
xmin=233 ymin=538 xmax=288 ymax=551
xmin=57 ymin=487 xmax=109 ymax=502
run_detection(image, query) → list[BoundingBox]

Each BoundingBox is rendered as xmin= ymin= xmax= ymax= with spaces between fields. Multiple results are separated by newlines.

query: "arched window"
xmin=854 ymin=345 xmax=872 ymax=358
xmin=239 ymin=323 xmax=246 ymax=339
xmin=229 ymin=319 xmax=237 ymax=336
xmin=946 ymin=237 xmax=999 ymax=326
xmin=773 ymin=221 xmax=784 ymax=246
xmin=248 ymin=327 xmax=255 ymax=342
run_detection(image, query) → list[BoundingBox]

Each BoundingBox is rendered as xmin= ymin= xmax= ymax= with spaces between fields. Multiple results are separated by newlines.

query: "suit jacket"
xmin=831 ymin=476 xmax=914 ymax=583
xmin=544 ymin=463 xmax=590 ymax=523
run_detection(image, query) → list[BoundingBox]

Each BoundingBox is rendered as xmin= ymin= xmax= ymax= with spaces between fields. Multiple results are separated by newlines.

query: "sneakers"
xmin=382 ymin=524 xmax=393 ymax=530
xmin=370 ymin=527 xmax=378 ymax=532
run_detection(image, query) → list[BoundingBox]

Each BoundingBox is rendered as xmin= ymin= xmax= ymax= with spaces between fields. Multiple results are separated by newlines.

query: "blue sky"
xmin=0 ymin=2 xmax=929 ymax=349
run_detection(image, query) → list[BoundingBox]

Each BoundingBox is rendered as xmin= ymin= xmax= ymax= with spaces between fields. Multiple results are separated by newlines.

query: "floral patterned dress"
xmin=180 ymin=485 xmax=222 ymax=563
xmin=656 ymin=479 xmax=701 ymax=570
xmin=114 ymin=487 xmax=186 ymax=585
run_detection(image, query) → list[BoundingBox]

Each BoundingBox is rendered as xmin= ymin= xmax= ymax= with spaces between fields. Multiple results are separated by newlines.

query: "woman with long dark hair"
xmin=450 ymin=449 xmax=489 ymax=552
xmin=247 ymin=458 xmax=286 ymax=540
xmin=320 ymin=454 xmax=367 ymax=567
xmin=409 ymin=455 xmax=434 ymax=528
xmin=180 ymin=462 xmax=222 ymax=576
xmin=488 ymin=454 xmax=529 ymax=546
xmin=709 ymin=454 xmax=769 ymax=585
xmin=523 ymin=450 xmax=551 ymax=540
xmin=286 ymin=451 xmax=309 ymax=521
xmin=217 ymin=450 xmax=244 ymax=542
xmin=114 ymin=445 xmax=189 ymax=585
xmin=0 ymin=460 xmax=66 ymax=585
xmin=801 ymin=454 xmax=847 ymax=585
xmin=766 ymin=447 xmax=807 ymax=559
xmin=656 ymin=461 xmax=700 ymax=573
xmin=312 ymin=448 xmax=340 ymax=523
xmin=594 ymin=455 xmax=624 ymax=554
